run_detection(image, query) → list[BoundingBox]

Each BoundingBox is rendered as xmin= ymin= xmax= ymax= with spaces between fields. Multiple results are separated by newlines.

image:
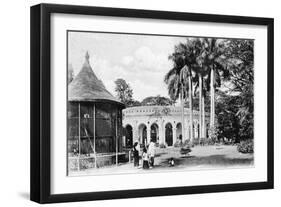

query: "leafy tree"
xmin=215 ymin=91 xmax=240 ymax=142
xmin=141 ymin=95 xmax=174 ymax=106
xmin=213 ymin=39 xmax=254 ymax=142
xmin=127 ymin=100 xmax=142 ymax=107
xmin=114 ymin=78 xmax=133 ymax=107
xmin=225 ymin=39 xmax=254 ymax=140
xmin=226 ymin=40 xmax=253 ymax=91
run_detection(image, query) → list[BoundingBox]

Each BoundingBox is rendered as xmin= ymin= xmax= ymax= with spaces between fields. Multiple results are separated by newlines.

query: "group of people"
xmin=132 ymin=139 xmax=155 ymax=169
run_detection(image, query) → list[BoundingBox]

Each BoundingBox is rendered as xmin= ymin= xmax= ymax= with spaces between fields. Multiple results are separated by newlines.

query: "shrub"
xmin=209 ymin=126 xmax=219 ymax=141
xmin=180 ymin=146 xmax=191 ymax=156
xmin=159 ymin=143 xmax=166 ymax=148
xmin=237 ymin=139 xmax=254 ymax=153
xmin=223 ymin=138 xmax=235 ymax=145
xmin=80 ymin=158 xmax=95 ymax=169
xmin=199 ymin=138 xmax=215 ymax=146
xmin=180 ymin=141 xmax=192 ymax=156
xmin=192 ymin=139 xmax=199 ymax=146
xmin=173 ymin=139 xmax=183 ymax=148
xmin=182 ymin=139 xmax=191 ymax=147
xmin=68 ymin=158 xmax=78 ymax=171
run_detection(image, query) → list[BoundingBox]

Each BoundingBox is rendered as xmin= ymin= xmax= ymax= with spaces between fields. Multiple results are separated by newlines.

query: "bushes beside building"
xmin=174 ymin=138 xmax=216 ymax=148
xmin=159 ymin=142 xmax=167 ymax=148
xmin=237 ymin=139 xmax=254 ymax=153
xmin=199 ymin=138 xmax=215 ymax=146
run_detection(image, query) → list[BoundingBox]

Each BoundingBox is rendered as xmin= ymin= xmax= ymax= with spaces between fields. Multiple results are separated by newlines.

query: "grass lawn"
xmin=69 ymin=145 xmax=254 ymax=176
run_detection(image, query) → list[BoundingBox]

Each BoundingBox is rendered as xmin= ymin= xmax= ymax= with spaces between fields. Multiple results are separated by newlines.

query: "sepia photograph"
xmin=67 ymin=31 xmax=254 ymax=176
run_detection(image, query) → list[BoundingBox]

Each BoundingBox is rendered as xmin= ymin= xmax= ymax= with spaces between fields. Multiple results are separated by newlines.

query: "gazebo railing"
xmin=68 ymin=151 xmax=130 ymax=171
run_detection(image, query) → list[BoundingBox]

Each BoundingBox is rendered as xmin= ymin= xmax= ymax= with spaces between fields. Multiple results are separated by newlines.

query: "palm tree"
xmin=165 ymin=39 xmax=198 ymax=142
xmin=180 ymin=65 xmax=193 ymax=142
xmin=198 ymin=38 xmax=229 ymax=130
xmin=190 ymin=38 xmax=210 ymax=140
xmin=202 ymin=78 xmax=211 ymax=138
xmin=164 ymin=65 xmax=187 ymax=140
xmin=164 ymin=58 xmax=186 ymax=141
xmin=193 ymin=72 xmax=205 ymax=139
xmin=187 ymin=66 xmax=194 ymax=142
xmin=192 ymin=39 xmax=204 ymax=140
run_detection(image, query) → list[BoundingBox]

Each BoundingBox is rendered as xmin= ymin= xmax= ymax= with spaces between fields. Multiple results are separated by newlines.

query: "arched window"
xmin=165 ymin=123 xmax=173 ymax=146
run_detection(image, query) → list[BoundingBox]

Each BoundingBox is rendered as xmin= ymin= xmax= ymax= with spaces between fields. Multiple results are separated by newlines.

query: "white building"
xmin=122 ymin=105 xmax=210 ymax=147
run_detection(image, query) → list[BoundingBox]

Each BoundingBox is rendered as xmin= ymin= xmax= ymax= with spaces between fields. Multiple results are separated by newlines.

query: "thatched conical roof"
xmin=68 ymin=52 xmax=124 ymax=107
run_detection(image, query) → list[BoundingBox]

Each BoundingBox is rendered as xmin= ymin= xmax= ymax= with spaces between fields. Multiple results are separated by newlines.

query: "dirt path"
xmin=69 ymin=145 xmax=254 ymax=177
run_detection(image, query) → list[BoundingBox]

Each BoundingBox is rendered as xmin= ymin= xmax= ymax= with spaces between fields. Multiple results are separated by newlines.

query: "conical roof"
xmin=68 ymin=52 xmax=124 ymax=107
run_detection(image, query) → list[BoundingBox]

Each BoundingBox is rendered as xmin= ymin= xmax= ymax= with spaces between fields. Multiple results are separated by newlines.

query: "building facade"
xmin=122 ymin=105 xmax=210 ymax=147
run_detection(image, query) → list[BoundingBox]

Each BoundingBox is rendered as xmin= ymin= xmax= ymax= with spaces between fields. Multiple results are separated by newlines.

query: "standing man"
xmin=148 ymin=139 xmax=155 ymax=168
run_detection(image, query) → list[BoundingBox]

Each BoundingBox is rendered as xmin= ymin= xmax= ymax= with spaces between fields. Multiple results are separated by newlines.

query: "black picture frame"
xmin=30 ymin=3 xmax=274 ymax=204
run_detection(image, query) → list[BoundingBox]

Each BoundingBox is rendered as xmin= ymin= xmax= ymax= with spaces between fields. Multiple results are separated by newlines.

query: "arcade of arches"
xmin=122 ymin=106 xmax=210 ymax=147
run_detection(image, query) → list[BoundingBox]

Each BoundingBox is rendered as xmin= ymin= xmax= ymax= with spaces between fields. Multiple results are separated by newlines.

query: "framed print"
xmin=30 ymin=3 xmax=274 ymax=203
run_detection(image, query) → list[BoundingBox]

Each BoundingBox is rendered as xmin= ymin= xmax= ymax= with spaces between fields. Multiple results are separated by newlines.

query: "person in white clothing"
xmin=148 ymin=140 xmax=156 ymax=168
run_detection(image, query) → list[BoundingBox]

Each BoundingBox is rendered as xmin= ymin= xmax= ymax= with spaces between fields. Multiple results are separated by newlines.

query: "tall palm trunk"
xmin=199 ymin=74 xmax=202 ymax=140
xmin=202 ymin=95 xmax=206 ymax=138
xmin=188 ymin=69 xmax=194 ymax=142
xmin=181 ymin=84 xmax=185 ymax=141
xmin=210 ymin=66 xmax=215 ymax=128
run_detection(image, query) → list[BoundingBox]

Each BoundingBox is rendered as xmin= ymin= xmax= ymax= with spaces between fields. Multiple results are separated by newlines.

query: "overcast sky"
xmin=68 ymin=31 xmax=186 ymax=102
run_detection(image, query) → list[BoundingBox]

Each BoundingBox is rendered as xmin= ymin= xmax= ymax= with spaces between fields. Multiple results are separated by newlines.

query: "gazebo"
xmin=67 ymin=52 xmax=125 ymax=171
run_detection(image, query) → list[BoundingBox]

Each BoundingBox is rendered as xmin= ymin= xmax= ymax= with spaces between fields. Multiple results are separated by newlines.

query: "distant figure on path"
xmin=169 ymin=158 xmax=175 ymax=167
xmin=132 ymin=142 xmax=139 ymax=167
